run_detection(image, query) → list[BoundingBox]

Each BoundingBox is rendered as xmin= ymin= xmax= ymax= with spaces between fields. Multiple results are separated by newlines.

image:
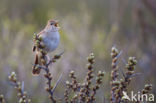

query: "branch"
xmin=8 ymin=72 xmax=31 ymax=103
xmin=43 ymin=52 xmax=64 ymax=103
xmin=52 ymin=73 xmax=63 ymax=95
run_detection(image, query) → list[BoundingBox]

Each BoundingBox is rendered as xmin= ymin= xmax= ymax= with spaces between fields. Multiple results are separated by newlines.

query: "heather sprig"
xmin=41 ymin=52 xmax=63 ymax=103
xmin=110 ymin=47 xmax=120 ymax=103
xmin=0 ymin=94 xmax=5 ymax=103
xmin=8 ymin=72 xmax=31 ymax=103
xmin=64 ymin=53 xmax=105 ymax=103
xmin=142 ymin=84 xmax=152 ymax=94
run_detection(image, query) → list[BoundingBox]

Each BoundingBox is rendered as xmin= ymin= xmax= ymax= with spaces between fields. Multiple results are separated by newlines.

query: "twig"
xmin=43 ymin=52 xmax=64 ymax=103
xmin=44 ymin=67 xmax=56 ymax=103
xmin=52 ymin=73 xmax=63 ymax=95
xmin=46 ymin=51 xmax=64 ymax=67
xmin=8 ymin=72 xmax=31 ymax=103
xmin=129 ymin=73 xmax=141 ymax=78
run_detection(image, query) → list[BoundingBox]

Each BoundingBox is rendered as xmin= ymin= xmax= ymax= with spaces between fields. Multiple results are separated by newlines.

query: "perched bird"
xmin=32 ymin=19 xmax=60 ymax=75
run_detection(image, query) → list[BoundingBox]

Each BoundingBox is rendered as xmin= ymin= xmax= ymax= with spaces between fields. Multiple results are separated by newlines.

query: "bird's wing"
xmin=37 ymin=30 xmax=46 ymax=37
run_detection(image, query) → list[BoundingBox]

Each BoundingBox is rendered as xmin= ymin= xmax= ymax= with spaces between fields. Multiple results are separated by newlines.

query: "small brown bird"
xmin=32 ymin=19 xmax=60 ymax=75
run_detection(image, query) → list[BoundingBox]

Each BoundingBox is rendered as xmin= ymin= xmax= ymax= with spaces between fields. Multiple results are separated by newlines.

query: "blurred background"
xmin=0 ymin=0 xmax=156 ymax=102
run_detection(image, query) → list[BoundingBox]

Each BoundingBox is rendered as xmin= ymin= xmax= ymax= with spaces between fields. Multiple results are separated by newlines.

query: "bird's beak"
xmin=54 ymin=20 xmax=60 ymax=29
xmin=54 ymin=22 xmax=58 ymax=27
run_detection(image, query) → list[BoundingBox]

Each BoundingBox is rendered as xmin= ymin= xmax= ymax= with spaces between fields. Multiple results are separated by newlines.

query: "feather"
xmin=32 ymin=46 xmax=36 ymax=52
xmin=32 ymin=54 xmax=41 ymax=75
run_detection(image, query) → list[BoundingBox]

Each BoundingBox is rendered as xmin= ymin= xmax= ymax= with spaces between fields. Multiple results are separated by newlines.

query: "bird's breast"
xmin=41 ymin=31 xmax=60 ymax=52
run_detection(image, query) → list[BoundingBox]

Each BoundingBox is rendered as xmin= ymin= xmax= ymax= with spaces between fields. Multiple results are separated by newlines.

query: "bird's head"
xmin=45 ymin=19 xmax=60 ymax=32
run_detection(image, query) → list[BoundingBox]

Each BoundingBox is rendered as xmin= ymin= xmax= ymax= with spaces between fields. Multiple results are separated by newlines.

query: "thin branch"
xmin=52 ymin=73 xmax=63 ymax=95
xmin=46 ymin=51 xmax=64 ymax=67
xmin=43 ymin=52 xmax=64 ymax=103
xmin=44 ymin=67 xmax=56 ymax=103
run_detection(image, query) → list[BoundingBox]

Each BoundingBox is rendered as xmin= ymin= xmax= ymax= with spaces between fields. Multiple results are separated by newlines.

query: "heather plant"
xmin=8 ymin=72 xmax=31 ymax=103
xmin=0 ymin=46 xmax=152 ymax=103
xmin=109 ymin=47 xmax=153 ymax=103
xmin=64 ymin=53 xmax=105 ymax=103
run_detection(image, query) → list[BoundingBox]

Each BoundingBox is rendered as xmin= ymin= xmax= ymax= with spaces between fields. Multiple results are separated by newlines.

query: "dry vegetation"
xmin=0 ymin=46 xmax=152 ymax=103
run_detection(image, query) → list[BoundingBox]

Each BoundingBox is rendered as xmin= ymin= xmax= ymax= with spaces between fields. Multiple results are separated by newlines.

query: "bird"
xmin=32 ymin=19 xmax=60 ymax=75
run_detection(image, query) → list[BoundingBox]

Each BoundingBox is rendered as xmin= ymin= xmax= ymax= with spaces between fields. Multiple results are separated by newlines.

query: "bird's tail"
xmin=32 ymin=53 xmax=41 ymax=75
